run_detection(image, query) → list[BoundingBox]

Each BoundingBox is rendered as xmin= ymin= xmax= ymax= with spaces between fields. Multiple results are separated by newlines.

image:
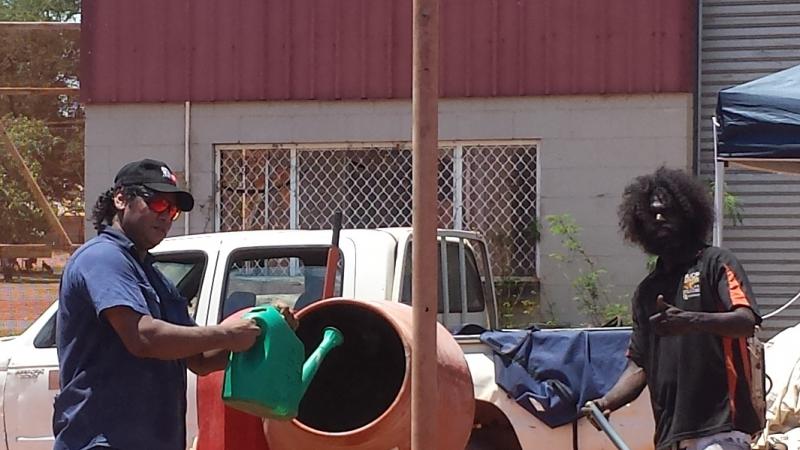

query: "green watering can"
xmin=222 ymin=305 xmax=344 ymax=420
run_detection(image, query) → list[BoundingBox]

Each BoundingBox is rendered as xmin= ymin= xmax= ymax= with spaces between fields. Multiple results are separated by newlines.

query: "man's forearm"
xmin=135 ymin=316 xmax=234 ymax=360
xmin=602 ymin=361 xmax=647 ymax=411
xmin=688 ymin=308 xmax=756 ymax=337
xmin=104 ymin=302 xmax=261 ymax=361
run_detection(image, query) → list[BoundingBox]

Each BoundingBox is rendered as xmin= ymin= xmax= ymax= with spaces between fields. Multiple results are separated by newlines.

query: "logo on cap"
xmin=161 ymin=166 xmax=177 ymax=183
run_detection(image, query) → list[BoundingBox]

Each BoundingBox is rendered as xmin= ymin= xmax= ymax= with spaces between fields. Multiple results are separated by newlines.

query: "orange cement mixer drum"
xmin=266 ymin=299 xmax=475 ymax=450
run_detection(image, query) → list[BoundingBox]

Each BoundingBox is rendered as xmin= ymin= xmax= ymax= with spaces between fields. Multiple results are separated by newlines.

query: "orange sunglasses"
xmin=139 ymin=190 xmax=181 ymax=221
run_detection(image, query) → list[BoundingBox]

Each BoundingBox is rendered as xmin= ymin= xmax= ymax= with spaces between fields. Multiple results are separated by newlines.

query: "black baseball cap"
xmin=114 ymin=159 xmax=194 ymax=211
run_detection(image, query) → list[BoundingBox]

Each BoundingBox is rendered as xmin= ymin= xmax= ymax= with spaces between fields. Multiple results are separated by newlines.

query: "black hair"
xmin=618 ymin=167 xmax=714 ymax=254
xmin=90 ymin=185 xmax=146 ymax=232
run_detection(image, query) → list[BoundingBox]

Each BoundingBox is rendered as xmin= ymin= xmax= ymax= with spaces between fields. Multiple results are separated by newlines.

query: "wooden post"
xmin=411 ymin=0 xmax=439 ymax=448
xmin=0 ymin=121 xmax=72 ymax=249
xmin=0 ymin=87 xmax=80 ymax=96
xmin=0 ymin=22 xmax=80 ymax=31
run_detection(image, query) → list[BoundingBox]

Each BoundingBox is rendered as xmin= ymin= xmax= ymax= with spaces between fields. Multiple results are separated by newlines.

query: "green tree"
xmin=3 ymin=114 xmax=81 ymax=205
xmin=0 ymin=115 xmax=82 ymax=242
xmin=0 ymin=0 xmax=83 ymax=243
xmin=0 ymin=0 xmax=79 ymax=21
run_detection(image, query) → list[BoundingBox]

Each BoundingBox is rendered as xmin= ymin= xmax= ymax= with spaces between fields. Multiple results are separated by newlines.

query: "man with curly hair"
xmin=584 ymin=167 xmax=762 ymax=450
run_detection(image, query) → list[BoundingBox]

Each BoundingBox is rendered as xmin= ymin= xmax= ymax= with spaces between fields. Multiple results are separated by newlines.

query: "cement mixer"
xmin=197 ymin=298 xmax=475 ymax=450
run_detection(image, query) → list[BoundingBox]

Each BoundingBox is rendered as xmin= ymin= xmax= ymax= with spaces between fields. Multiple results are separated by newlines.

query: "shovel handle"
xmin=586 ymin=401 xmax=631 ymax=450
xmin=321 ymin=212 xmax=343 ymax=299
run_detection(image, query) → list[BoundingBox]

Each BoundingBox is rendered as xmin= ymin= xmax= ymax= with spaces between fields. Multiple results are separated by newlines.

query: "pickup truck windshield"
xmin=219 ymin=247 xmax=343 ymax=322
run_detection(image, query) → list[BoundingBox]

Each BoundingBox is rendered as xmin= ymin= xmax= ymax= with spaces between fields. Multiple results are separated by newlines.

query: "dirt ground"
xmin=0 ymin=252 xmax=69 ymax=336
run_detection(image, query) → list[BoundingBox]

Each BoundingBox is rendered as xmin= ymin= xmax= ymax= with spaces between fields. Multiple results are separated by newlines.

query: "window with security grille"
xmin=216 ymin=142 xmax=538 ymax=277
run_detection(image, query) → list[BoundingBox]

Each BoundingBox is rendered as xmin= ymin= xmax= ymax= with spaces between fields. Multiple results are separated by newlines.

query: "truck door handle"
xmin=49 ymin=370 xmax=60 ymax=390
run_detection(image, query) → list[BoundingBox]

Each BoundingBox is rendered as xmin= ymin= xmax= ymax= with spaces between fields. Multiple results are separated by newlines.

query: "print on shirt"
xmin=682 ymin=271 xmax=701 ymax=300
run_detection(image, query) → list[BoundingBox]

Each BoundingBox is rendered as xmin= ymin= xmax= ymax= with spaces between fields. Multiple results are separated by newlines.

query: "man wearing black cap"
xmin=53 ymin=159 xmax=295 ymax=450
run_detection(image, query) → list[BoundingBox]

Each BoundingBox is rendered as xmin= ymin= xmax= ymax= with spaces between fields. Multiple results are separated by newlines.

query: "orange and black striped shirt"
xmin=628 ymin=245 xmax=761 ymax=450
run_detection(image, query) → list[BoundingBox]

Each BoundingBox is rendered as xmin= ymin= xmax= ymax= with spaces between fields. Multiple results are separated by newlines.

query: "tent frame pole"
xmin=712 ymin=116 xmax=724 ymax=247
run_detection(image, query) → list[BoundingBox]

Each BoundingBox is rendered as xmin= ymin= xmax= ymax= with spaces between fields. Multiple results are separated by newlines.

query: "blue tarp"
xmin=717 ymin=64 xmax=800 ymax=159
xmin=480 ymin=328 xmax=631 ymax=428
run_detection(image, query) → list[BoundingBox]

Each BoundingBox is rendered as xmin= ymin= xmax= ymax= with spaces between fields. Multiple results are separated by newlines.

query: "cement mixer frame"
xmin=0 ymin=227 xmax=655 ymax=450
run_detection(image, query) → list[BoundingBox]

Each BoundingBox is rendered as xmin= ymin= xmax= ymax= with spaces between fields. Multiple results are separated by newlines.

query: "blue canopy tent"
xmin=713 ymin=65 xmax=800 ymax=320
xmin=713 ymin=64 xmax=800 ymax=246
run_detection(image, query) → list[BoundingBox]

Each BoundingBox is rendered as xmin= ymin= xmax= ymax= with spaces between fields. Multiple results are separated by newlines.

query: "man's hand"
xmin=649 ymin=294 xmax=696 ymax=335
xmin=581 ymin=398 xmax=611 ymax=431
xmin=221 ymin=318 xmax=262 ymax=352
xmin=274 ymin=302 xmax=299 ymax=330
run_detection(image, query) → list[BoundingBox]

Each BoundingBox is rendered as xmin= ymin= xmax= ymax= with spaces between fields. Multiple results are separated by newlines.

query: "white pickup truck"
xmin=0 ymin=228 xmax=654 ymax=450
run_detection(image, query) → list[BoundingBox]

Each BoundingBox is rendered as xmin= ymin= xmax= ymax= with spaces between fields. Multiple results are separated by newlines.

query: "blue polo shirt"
xmin=54 ymin=228 xmax=195 ymax=450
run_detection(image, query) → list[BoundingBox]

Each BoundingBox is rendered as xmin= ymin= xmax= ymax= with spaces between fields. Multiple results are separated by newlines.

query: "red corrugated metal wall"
xmin=81 ymin=0 xmax=696 ymax=103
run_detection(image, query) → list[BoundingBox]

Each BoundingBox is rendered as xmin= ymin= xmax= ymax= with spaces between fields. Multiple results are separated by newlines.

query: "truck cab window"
xmin=153 ymin=251 xmax=208 ymax=318
xmin=33 ymin=310 xmax=58 ymax=348
xmin=400 ymin=239 xmax=486 ymax=314
xmin=220 ymin=247 xmax=343 ymax=322
xmin=34 ymin=251 xmax=207 ymax=349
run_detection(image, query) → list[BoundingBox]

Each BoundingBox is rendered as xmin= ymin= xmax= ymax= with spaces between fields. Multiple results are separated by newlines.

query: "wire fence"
xmin=217 ymin=141 xmax=539 ymax=277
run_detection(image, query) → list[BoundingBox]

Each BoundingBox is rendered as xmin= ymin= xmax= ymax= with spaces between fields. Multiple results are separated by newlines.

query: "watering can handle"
xmin=243 ymin=306 xmax=276 ymax=332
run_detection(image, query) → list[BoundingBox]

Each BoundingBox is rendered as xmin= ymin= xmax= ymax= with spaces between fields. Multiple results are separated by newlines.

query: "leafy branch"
xmin=546 ymin=214 xmax=630 ymax=326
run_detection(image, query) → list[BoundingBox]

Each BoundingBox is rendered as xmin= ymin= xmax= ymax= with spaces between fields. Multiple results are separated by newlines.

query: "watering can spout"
xmin=301 ymin=327 xmax=344 ymax=395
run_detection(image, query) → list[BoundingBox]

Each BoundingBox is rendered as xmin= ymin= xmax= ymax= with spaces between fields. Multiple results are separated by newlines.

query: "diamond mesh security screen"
xmin=217 ymin=142 xmax=537 ymax=276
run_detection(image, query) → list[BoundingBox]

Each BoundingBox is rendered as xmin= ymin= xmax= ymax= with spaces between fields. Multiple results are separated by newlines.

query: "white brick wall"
xmin=85 ymin=93 xmax=692 ymax=325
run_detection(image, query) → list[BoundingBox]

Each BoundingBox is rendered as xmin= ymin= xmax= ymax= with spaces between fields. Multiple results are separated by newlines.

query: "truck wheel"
xmin=466 ymin=401 xmax=522 ymax=450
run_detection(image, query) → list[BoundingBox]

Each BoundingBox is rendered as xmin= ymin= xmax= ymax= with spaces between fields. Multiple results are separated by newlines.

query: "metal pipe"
xmin=712 ymin=117 xmax=723 ymax=247
xmin=184 ymin=101 xmax=191 ymax=235
xmin=453 ymin=144 xmax=463 ymax=230
xmin=587 ymin=401 xmax=631 ymax=450
xmin=240 ymin=149 xmax=247 ymax=230
xmin=437 ymin=229 xmax=480 ymax=240
xmin=289 ymin=148 xmax=300 ymax=277
xmin=290 ymin=148 xmax=298 ymax=230
xmin=322 ymin=212 xmax=343 ymax=299
xmin=411 ymin=0 xmax=439 ymax=447
xmin=693 ymin=0 xmax=703 ymax=176
xmin=214 ymin=148 xmax=222 ymax=232
xmin=481 ymin=239 xmax=500 ymax=329
xmin=440 ymin=238 xmax=449 ymax=329
xmin=458 ymin=238 xmax=468 ymax=325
